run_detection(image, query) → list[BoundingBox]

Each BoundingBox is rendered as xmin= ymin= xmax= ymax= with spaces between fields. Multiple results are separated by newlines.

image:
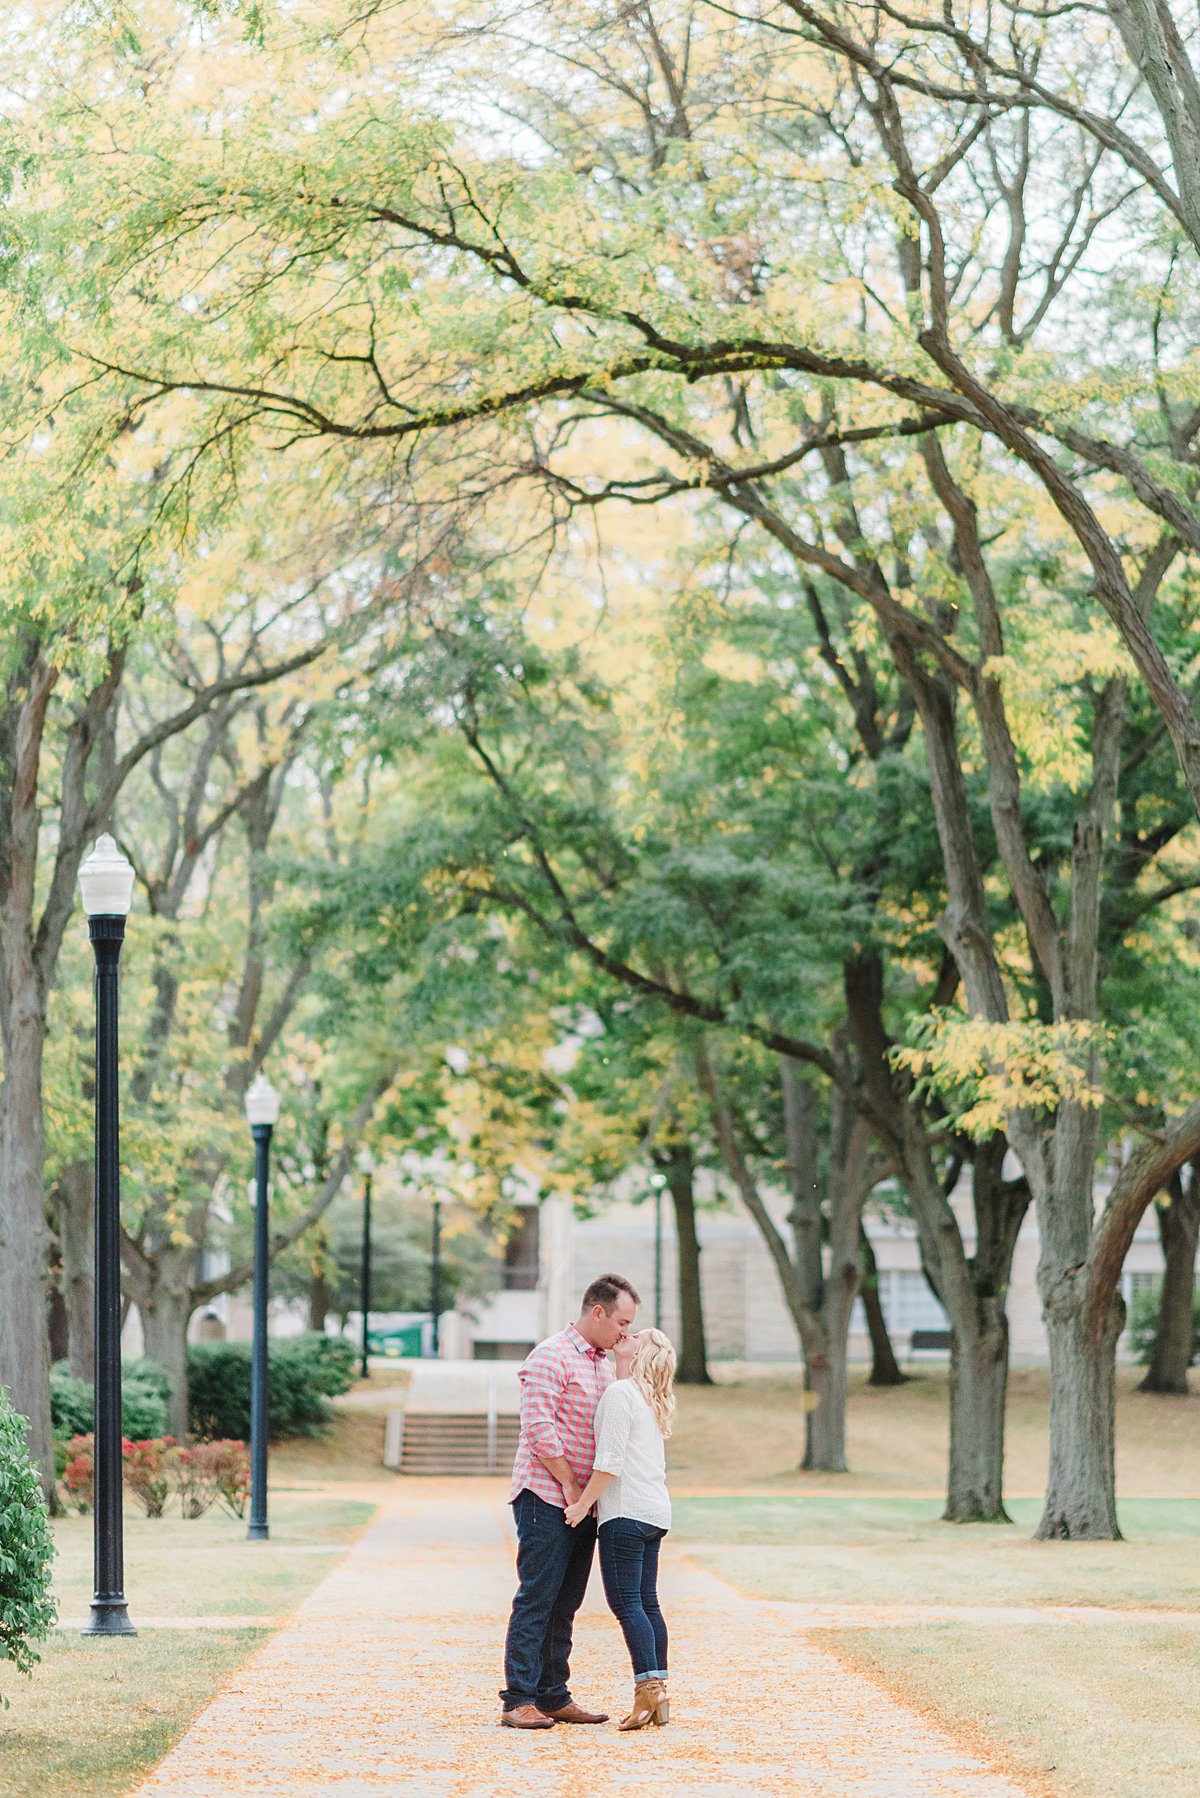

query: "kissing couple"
xmin=499 ymin=1273 xmax=676 ymax=1733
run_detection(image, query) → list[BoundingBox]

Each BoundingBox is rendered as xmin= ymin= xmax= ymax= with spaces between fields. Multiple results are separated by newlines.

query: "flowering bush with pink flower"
xmin=58 ymin=1432 xmax=250 ymax=1520
xmin=124 ymin=1437 xmax=176 ymax=1517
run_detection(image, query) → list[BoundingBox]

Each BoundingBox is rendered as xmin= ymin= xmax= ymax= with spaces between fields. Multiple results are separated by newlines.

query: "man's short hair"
xmin=580 ymin=1273 xmax=640 ymax=1314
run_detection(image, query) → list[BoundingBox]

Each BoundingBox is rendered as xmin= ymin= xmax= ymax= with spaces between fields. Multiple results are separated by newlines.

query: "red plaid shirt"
xmin=509 ymin=1323 xmax=613 ymax=1506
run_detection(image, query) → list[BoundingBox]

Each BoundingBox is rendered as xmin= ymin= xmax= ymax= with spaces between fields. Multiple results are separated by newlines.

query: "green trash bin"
xmin=367 ymin=1322 xmax=425 ymax=1359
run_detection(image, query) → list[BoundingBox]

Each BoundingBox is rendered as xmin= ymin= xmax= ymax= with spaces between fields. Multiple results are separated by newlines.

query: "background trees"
xmin=2 ymin=0 xmax=1200 ymax=1543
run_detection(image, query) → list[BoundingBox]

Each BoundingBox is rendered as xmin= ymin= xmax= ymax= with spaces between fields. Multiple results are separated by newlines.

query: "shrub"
xmin=192 ymin=1439 xmax=251 ymax=1520
xmin=121 ymin=1379 xmax=170 ymax=1442
xmin=121 ymin=1359 xmax=173 ymax=1404
xmin=1129 ymin=1283 xmax=1200 ymax=1366
xmin=48 ymin=1367 xmax=92 ymax=1440
xmin=62 ymin=1434 xmax=248 ymax=1521
xmin=61 ymin=1434 xmax=95 ymax=1512
xmin=283 ymin=1332 xmax=357 ymax=1398
xmin=166 ymin=1442 xmax=230 ymax=1518
xmin=0 ymin=1389 xmax=56 ymax=1689
xmin=123 ymin=1438 xmax=175 ymax=1518
xmin=187 ymin=1335 xmax=346 ymax=1440
xmin=49 ymin=1361 xmax=170 ymax=1443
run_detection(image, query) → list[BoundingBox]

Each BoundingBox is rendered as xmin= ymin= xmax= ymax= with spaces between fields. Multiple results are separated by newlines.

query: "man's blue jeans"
xmin=598 ymin=1517 xmax=668 ymax=1681
xmin=501 ymin=1489 xmax=597 ymax=1711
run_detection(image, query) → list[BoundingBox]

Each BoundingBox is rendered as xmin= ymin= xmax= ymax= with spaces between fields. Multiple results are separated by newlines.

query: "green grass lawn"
xmin=825 ymin=1620 xmax=1200 ymax=1798
xmin=675 ymin=1494 xmax=1200 ymax=1609
xmin=0 ymin=1487 xmax=375 ymax=1798
xmin=675 ymin=1488 xmax=1200 ymax=1796
xmin=666 ymin=1371 xmax=1200 ymax=1793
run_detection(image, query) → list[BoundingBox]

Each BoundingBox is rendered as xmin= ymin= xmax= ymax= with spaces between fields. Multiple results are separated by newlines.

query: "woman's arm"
xmin=564 ymin=1469 xmax=614 ymax=1527
xmin=564 ymin=1384 xmax=632 ymax=1525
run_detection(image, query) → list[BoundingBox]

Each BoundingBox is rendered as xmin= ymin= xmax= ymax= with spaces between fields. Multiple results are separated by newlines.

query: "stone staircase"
xmin=386 ymin=1409 xmax=521 ymax=1476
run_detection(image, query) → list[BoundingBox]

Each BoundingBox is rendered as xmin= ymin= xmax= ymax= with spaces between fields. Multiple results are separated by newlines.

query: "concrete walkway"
xmin=403 ymin=1360 xmax=521 ymax=1414
xmin=133 ymin=1483 xmax=1032 ymax=1798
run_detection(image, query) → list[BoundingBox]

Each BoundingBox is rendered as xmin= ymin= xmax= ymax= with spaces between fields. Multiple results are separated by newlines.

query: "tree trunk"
xmin=0 ymin=984 xmax=56 ymax=1501
xmin=1138 ymin=1174 xmax=1199 ymax=1395
xmin=944 ymin=1301 xmax=1010 ymax=1522
xmin=136 ymin=1258 xmax=195 ymax=1439
xmin=309 ymin=1266 xmax=330 ymax=1334
xmin=47 ymin=1283 xmax=69 ymax=1363
xmin=803 ymin=1240 xmax=861 ymax=1474
xmin=801 ymin=1329 xmax=847 ymax=1472
xmin=801 ymin=1096 xmax=872 ymax=1473
xmin=663 ymin=1146 xmax=710 ymax=1384
xmin=695 ymin=1043 xmax=872 ymax=1474
xmin=859 ymin=1223 xmax=906 ymax=1385
xmin=55 ymin=1159 xmax=94 ymax=1381
xmin=1036 ymin=1286 xmax=1124 ymax=1540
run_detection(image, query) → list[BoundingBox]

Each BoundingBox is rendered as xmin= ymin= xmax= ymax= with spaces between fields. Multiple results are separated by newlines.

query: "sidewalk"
xmin=133 ymin=1482 xmax=1032 ymax=1798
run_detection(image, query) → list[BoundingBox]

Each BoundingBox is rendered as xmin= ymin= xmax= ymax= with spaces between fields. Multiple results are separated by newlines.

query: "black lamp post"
xmin=651 ymin=1173 xmax=665 ymax=1330
xmin=359 ymin=1168 xmax=373 ymax=1381
xmin=430 ymin=1195 xmax=442 ymax=1356
xmin=78 ymin=833 xmax=136 ymax=1639
xmin=244 ymin=1072 xmax=280 ymax=1542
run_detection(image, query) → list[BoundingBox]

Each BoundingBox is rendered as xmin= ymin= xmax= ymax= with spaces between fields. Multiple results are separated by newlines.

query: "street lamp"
xmin=359 ymin=1154 xmax=374 ymax=1381
xmin=244 ymin=1072 xmax=280 ymax=1542
xmin=430 ymin=1195 xmax=442 ymax=1356
xmin=78 ymin=833 xmax=136 ymax=1638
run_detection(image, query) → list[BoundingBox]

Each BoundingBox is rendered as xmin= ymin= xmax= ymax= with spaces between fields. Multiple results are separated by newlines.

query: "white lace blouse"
xmin=591 ymin=1378 xmax=672 ymax=1530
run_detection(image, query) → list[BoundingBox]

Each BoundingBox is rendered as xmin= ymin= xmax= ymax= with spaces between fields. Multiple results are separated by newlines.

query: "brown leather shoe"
xmin=501 ymin=1704 xmax=555 ymax=1729
xmin=539 ymin=1700 xmax=609 ymax=1724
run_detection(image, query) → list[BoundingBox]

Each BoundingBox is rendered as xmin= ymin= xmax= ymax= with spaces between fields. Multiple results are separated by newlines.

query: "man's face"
xmin=590 ymin=1291 xmax=637 ymax=1351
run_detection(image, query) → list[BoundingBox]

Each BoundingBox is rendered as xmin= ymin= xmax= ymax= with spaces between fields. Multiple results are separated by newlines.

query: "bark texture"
xmin=859 ymin=1224 xmax=905 ymax=1386
xmin=309 ymin=1268 xmax=331 ymax=1335
xmin=1138 ymin=1168 xmax=1199 ymax=1395
xmin=945 ymin=1301 xmax=1010 ymax=1523
xmin=47 ymin=1284 xmax=70 ymax=1364
xmin=1037 ymin=1289 xmax=1124 ymax=1539
xmin=696 ymin=1046 xmax=877 ymax=1474
xmin=55 ymin=1159 xmax=94 ymax=1381
xmin=133 ymin=1249 xmax=196 ymax=1438
xmin=660 ymin=1144 xmax=711 ymax=1385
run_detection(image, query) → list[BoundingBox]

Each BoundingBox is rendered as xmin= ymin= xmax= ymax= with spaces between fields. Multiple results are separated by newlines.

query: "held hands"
xmin=563 ymin=1493 xmax=591 ymax=1528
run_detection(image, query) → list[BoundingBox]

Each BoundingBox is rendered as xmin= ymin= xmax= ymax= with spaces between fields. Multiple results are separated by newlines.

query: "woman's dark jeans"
xmin=598 ymin=1516 xmax=668 ymax=1681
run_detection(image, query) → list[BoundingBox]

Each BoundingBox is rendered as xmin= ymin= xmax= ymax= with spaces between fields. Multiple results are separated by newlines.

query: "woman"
xmin=564 ymin=1327 xmax=676 ymax=1730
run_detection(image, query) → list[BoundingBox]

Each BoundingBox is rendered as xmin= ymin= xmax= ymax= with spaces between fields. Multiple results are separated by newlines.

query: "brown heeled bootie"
xmin=618 ymin=1677 xmax=669 ymax=1730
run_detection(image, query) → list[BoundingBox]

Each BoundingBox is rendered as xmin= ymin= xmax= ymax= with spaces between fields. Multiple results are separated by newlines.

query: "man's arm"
xmin=564 ymin=1469 xmax=614 ymax=1526
xmin=520 ymin=1353 xmax=580 ymax=1503
xmin=539 ymin=1455 xmax=583 ymax=1507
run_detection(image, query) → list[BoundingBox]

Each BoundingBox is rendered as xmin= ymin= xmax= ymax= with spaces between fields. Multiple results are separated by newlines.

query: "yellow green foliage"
xmin=894 ymin=1012 xmax=1108 ymax=1138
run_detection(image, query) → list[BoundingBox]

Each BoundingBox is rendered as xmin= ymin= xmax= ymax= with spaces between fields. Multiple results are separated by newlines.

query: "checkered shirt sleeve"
xmin=509 ymin=1327 xmax=613 ymax=1507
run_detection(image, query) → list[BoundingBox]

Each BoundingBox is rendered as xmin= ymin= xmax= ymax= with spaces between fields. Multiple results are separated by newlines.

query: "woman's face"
xmin=614 ymin=1329 xmax=642 ymax=1373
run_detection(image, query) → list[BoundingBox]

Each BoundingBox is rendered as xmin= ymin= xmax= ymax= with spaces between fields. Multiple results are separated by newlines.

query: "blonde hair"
xmin=630 ymin=1329 xmax=677 ymax=1439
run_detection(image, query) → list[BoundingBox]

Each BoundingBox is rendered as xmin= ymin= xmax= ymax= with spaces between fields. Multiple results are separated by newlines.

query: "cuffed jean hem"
xmin=634 ymin=1667 xmax=668 ymax=1681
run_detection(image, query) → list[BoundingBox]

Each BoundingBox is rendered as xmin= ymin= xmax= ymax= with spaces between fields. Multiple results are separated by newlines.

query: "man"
xmin=500 ymin=1273 xmax=640 ymax=1729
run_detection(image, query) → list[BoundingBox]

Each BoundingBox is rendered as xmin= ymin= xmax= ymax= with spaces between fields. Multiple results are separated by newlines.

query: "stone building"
xmin=449 ymin=1169 xmax=1174 ymax=1366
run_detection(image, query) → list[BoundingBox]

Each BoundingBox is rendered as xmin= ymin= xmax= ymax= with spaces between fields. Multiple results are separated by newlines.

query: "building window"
xmin=502 ymin=1208 xmax=540 ymax=1291
xmin=854 ymin=1269 xmax=948 ymax=1336
xmin=1119 ymin=1269 xmax=1159 ymax=1332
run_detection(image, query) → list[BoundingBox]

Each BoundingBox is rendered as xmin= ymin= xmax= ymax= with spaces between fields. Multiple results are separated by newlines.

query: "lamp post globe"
xmin=245 ymin=1073 xmax=280 ymax=1541
xmin=78 ymin=833 xmax=136 ymax=1637
xmin=245 ymin=1073 xmax=282 ymax=1129
xmin=78 ymin=833 xmax=136 ymax=919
